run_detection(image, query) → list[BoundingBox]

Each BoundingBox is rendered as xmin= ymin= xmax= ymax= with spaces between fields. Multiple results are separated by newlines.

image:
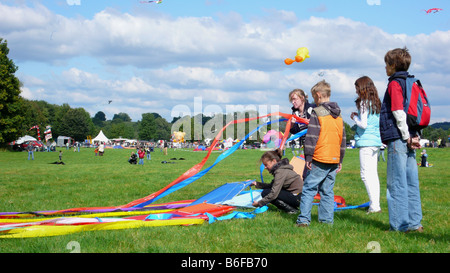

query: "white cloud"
xmin=2 ymin=3 xmax=449 ymax=124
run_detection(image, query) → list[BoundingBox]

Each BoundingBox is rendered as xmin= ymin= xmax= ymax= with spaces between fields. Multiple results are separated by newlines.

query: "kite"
xmin=424 ymin=8 xmax=442 ymax=14
xmin=263 ymin=130 xmax=283 ymax=148
xmin=285 ymin=47 xmax=310 ymax=65
xmin=44 ymin=125 xmax=52 ymax=142
xmin=28 ymin=125 xmax=41 ymax=141
xmin=172 ymin=131 xmax=186 ymax=144
xmin=140 ymin=0 xmax=163 ymax=3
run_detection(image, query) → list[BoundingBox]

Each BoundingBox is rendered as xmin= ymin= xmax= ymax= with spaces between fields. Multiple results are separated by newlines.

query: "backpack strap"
xmin=403 ymin=76 xmax=414 ymax=111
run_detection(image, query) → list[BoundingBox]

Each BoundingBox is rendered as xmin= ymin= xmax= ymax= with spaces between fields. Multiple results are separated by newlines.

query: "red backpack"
xmin=403 ymin=76 xmax=431 ymax=131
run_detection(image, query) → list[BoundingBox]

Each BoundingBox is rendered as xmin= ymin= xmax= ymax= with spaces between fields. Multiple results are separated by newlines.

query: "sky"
xmin=1 ymin=0 xmax=449 ymax=126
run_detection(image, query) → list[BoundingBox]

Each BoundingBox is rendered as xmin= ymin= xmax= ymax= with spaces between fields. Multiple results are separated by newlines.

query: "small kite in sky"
xmin=284 ymin=47 xmax=310 ymax=65
xmin=424 ymin=8 xmax=443 ymax=14
xmin=140 ymin=0 xmax=163 ymax=3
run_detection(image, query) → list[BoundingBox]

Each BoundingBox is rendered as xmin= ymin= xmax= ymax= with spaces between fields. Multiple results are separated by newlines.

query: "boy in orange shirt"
xmin=296 ymin=80 xmax=346 ymax=226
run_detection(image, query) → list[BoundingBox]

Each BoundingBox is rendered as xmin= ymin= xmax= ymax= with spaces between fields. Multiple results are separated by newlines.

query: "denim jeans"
xmin=28 ymin=151 xmax=34 ymax=160
xmin=296 ymin=160 xmax=338 ymax=225
xmin=386 ymin=138 xmax=422 ymax=232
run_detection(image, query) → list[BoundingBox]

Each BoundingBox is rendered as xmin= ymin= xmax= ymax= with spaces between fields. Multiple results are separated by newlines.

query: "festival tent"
xmin=57 ymin=136 xmax=72 ymax=147
xmin=92 ymin=130 xmax=109 ymax=144
xmin=14 ymin=135 xmax=37 ymax=144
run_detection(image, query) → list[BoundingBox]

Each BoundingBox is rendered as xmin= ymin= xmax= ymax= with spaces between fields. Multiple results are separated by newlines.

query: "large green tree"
xmin=58 ymin=107 xmax=95 ymax=141
xmin=112 ymin=112 xmax=131 ymax=123
xmin=0 ymin=38 xmax=24 ymax=146
xmin=139 ymin=112 xmax=171 ymax=140
xmin=92 ymin=111 xmax=106 ymax=127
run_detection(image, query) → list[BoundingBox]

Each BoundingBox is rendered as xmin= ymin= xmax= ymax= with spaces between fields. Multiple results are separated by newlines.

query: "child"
xmin=146 ymin=147 xmax=151 ymax=160
xmin=296 ymin=80 xmax=346 ymax=227
xmin=350 ymin=76 xmax=382 ymax=214
xmin=289 ymin=89 xmax=316 ymax=148
xmin=252 ymin=149 xmax=303 ymax=214
xmin=380 ymin=47 xmax=423 ymax=232
xmin=59 ymin=150 xmax=63 ymax=162
xmin=420 ymin=149 xmax=428 ymax=167
xmin=138 ymin=147 xmax=145 ymax=166
xmin=128 ymin=152 xmax=137 ymax=164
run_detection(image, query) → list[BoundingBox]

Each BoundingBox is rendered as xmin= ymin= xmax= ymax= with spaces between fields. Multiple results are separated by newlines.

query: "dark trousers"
xmin=261 ymin=188 xmax=301 ymax=209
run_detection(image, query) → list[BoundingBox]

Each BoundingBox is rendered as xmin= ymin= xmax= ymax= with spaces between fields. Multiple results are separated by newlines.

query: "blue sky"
xmin=1 ymin=0 xmax=449 ymax=126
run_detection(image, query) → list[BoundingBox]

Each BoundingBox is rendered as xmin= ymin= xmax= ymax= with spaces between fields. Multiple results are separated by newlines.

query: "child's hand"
xmin=350 ymin=112 xmax=358 ymax=120
xmin=252 ymin=201 xmax=260 ymax=207
xmin=408 ymin=136 xmax=421 ymax=150
xmin=336 ymin=163 xmax=342 ymax=173
xmin=305 ymin=162 xmax=312 ymax=170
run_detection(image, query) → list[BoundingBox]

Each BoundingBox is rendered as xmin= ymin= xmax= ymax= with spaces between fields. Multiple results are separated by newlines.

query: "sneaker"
xmin=366 ymin=209 xmax=382 ymax=215
xmin=406 ymin=226 xmax=424 ymax=233
xmin=287 ymin=209 xmax=299 ymax=215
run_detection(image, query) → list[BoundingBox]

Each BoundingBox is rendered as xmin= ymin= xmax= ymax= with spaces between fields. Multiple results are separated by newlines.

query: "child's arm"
xmin=303 ymin=111 xmax=320 ymax=163
xmin=389 ymin=81 xmax=409 ymax=140
xmin=255 ymin=173 xmax=287 ymax=207
xmin=352 ymin=103 xmax=368 ymax=129
xmin=340 ymin=120 xmax=346 ymax=164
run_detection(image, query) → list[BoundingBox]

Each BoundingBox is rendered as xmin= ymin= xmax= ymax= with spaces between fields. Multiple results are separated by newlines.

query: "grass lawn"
xmin=0 ymin=146 xmax=448 ymax=253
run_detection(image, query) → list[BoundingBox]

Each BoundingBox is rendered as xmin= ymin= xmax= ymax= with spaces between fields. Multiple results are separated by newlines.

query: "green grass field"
xmin=0 ymin=146 xmax=448 ymax=253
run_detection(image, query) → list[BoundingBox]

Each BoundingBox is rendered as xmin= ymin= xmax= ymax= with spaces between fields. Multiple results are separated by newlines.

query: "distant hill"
xmin=431 ymin=122 xmax=450 ymax=130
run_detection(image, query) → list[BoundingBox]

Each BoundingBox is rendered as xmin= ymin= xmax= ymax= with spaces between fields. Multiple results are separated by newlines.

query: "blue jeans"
xmin=28 ymin=151 xmax=34 ymax=160
xmin=138 ymin=158 xmax=144 ymax=165
xmin=386 ymin=139 xmax=422 ymax=232
xmin=296 ymin=161 xmax=338 ymax=225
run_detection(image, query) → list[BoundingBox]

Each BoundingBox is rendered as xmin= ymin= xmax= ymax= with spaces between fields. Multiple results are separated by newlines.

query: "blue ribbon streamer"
xmin=205 ymin=206 xmax=268 ymax=224
xmin=311 ymin=201 xmax=370 ymax=211
xmin=144 ymin=213 xmax=179 ymax=220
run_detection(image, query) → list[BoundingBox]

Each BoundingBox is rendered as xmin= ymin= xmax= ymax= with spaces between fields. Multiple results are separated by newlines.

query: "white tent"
xmin=15 ymin=135 xmax=37 ymax=144
xmin=92 ymin=130 xmax=109 ymax=144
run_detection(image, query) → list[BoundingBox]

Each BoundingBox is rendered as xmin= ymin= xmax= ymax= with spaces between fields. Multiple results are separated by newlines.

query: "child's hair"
xmin=354 ymin=76 xmax=382 ymax=114
xmin=311 ymin=80 xmax=331 ymax=98
xmin=289 ymin=89 xmax=308 ymax=102
xmin=260 ymin=148 xmax=283 ymax=163
xmin=384 ymin=47 xmax=411 ymax=72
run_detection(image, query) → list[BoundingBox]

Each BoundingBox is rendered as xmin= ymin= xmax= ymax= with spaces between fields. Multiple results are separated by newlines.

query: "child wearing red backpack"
xmin=380 ymin=47 xmax=424 ymax=233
